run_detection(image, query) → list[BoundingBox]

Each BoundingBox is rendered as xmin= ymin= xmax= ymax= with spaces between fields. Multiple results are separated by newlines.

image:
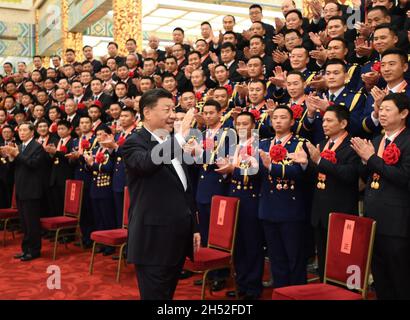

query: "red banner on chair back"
xmin=70 ymin=184 xmax=76 ymax=202
xmin=217 ymin=200 xmax=227 ymax=226
xmin=340 ymin=220 xmax=355 ymax=254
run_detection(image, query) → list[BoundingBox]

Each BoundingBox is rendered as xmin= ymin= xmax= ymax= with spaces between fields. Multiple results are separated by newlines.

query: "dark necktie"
xmin=275 ymin=139 xmax=281 ymax=145
xmin=21 ymin=144 xmax=26 ymax=152
xmin=385 ymin=138 xmax=391 ymax=147
xmin=328 ymin=140 xmax=335 ymax=149
xmin=329 ymin=93 xmax=336 ymax=102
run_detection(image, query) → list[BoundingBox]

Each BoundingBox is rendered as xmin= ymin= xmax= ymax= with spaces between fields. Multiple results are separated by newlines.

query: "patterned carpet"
xmin=0 ymin=232 xmax=275 ymax=300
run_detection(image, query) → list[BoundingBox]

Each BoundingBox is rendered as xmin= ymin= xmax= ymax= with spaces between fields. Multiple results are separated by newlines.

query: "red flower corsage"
xmin=50 ymin=123 xmax=58 ymax=133
xmin=224 ymin=84 xmax=233 ymax=96
xmin=95 ymin=152 xmax=106 ymax=164
xmin=59 ymin=145 xmax=68 ymax=153
xmin=320 ymin=149 xmax=337 ymax=164
xmin=195 ymin=91 xmax=203 ymax=101
xmin=371 ymin=61 xmax=381 ymax=73
xmin=203 ymin=138 xmax=214 ymax=151
xmin=290 ymin=104 xmax=304 ymax=120
xmin=249 ymin=108 xmax=261 ymax=120
xmin=129 ymin=71 xmax=135 ymax=78
xmin=383 ymin=143 xmax=400 ymax=165
xmin=77 ymin=102 xmax=85 ymax=110
xmin=6 ymin=114 xmax=13 ymax=122
xmin=239 ymin=145 xmax=253 ymax=157
xmin=81 ymin=139 xmax=91 ymax=150
xmin=269 ymin=144 xmax=287 ymax=163
xmin=59 ymin=104 xmax=65 ymax=112
xmin=117 ymin=136 xmax=126 ymax=146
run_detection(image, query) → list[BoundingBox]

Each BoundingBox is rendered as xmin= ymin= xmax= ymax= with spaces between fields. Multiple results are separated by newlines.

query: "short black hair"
xmin=57 ymin=120 xmax=72 ymax=130
xmin=82 ymin=45 xmax=92 ymax=51
xmin=374 ymin=23 xmax=398 ymax=37
xmin=249 ymin=4 xmax=262 ymax=11
xmin=220 ymin=42 xmax=236 ymax=52
xmin=36 ymin=119 xmax=49 ymax=127
xmin=285 ymin=9 xmax=303 ymax=20
xmin=65 ymin=48 xmax=75 ymax=54
xmin=173 ymin=27 xmax=185 ymax=35
xmin=201 ymin=21 xmax=212 ymax=28
xmin=287 ymin=70 xmax=305 ymax=82
xmin=188 ymin=51 xmax=201 ymax=59
xmin=327 ymin=37 xmax=348 ymax=49
xmin=223 ymin=31 xmax=238 ymax=40
xmin=126 ymin=38 xmax=137 ymax=44
xmin=328 ymin=16 xmax=346 ymax=25
xmin=161 ymin=72 xmax=176 ymax=81
xmin=381 ymin=47 xmax=408 ymax=64
xmin=236 ymin=111 xmax=256 ymax=124
xmin=325 ymin=104 xmax=350 ymax=123
xmin=250 ymin=35 xmax=265 ymax=44
xmin=325 ymin=58 xmax=347 ymax=73
xmin=368 ymin=5 xmax=390 ymax=17
xmin=108 ymin=42 xmax=119 ymax=49
xmin=165 ymin=56 xmax=177 ymax=63
xmin=273 ymin=105 xmax=293 ymax=119
xmin=284 ymin=29 xmax=302 ymax=38
xmin=139 ymin=88 xmax=173 ymax=121
xmin=121 ymin=107 xmax=136 ymax=116
xmin=203 ymin=99 xmax=222 ymax=112
xmin=382 ymin=93 xmax=410 ymax=117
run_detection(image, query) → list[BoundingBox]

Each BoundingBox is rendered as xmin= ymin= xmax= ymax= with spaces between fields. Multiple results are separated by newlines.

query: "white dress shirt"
xmin=147 ymin=128 xmax=188 ymax=191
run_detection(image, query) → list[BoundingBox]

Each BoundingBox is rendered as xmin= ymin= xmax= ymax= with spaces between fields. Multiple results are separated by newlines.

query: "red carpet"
xmin=0 ymin=232 xmax=276 ymax=300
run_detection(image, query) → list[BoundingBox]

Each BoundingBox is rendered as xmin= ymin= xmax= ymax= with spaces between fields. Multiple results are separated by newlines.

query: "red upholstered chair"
xmin=272 ymin=213 xmax=376 ymax=300
xmin=89 ymin=187 xmax=129 ymax=282
xmin=40 ymin=180 xmax=84 ymax=260
xmin=0 ymin=187 xmax=18 ymax=246
xmin=184 ymin=195 xmax=240 ymax=299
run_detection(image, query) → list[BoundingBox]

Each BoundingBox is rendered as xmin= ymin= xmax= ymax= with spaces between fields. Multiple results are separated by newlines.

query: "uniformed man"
xmin=100 ymin=107 xmax=137 ymax=228
xmin=84 ymin=126 xmax=116 ymax=256
xmin=215 ymin=111 xmax=264 ymax=299
xmin=66 ymin=115 xmax=97 ymax=248
xmin=361 ymin=48 xmax=410 ymax=137
xmin=258 ymin=105 xmax=308 ymax=288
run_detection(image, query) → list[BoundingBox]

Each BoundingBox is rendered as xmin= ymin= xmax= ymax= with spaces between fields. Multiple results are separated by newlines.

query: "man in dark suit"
xmin=292 ymin=105 xmax=360 ymax=280
xmin=0 ymin=122 xmax=48 ymax=261
xmin=122 ymin=88 xmax=200 ymax=300
xmin=351 ymin=93 xmax=410 ymax=300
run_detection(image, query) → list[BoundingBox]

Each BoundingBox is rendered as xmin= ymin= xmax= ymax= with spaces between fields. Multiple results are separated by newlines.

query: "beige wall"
xmin=0 ymin=8 xmax=35 ymax=24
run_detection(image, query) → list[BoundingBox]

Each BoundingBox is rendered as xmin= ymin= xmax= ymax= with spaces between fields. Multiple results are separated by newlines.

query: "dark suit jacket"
xmin=362 ymin=128 xmax=410 ymax=237
xmin=49 ymin=138 xmax=75 ymax=187
xmin=14 ymin=139 xmax=48 ymax=201
xmin=309 ymin=135 xmax=360 ymax=228
xmin=122 ymin=127 xmax=197 ymax=266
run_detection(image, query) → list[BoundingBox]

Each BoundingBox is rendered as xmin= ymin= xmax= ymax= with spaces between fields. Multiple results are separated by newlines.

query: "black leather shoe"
xmin=194 ymin=279 xmax=203 ymax=286
xmin=103 ymin=249 xmax=115 ymax=256
xmin=211 ymin=280 xmax=226 ymax=292
xmin=95 ymin=246 xmax=105 ymax=254
xmin=20 ymin=253 xmax=40 ymax=261
xmin=179 ymin=270 xmax=193 ymax=280
xmin=14 ymin=252 xmax=25 ymax=259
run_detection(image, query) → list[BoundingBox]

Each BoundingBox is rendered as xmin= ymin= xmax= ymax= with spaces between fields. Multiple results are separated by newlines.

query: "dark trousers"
xmin=263 ymin=220 xmax=307 ymax=288
xmin=91 ymin=197 xmax=116 ymax=231
xmin=17 ymin=199 xmax=42 ymax=256
xmin=80 ymin=189 xmax=94 ymax=245
xmin=315 ymin=225 xmax=327 ymax=281
xmin=135 ymin=255 xmax=186 ymax=300
xmin=49 ymin=185 xmax=65 ymax=216
xmin=197 ymin=202 xmax=211 ymax=247
xmin=233 ymin=202 xmax=264 ymax=296
xmin=372 ymin=234 xmax=410 ymax=300
xmin=113 ymin=191 xmax=124 ymax=228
